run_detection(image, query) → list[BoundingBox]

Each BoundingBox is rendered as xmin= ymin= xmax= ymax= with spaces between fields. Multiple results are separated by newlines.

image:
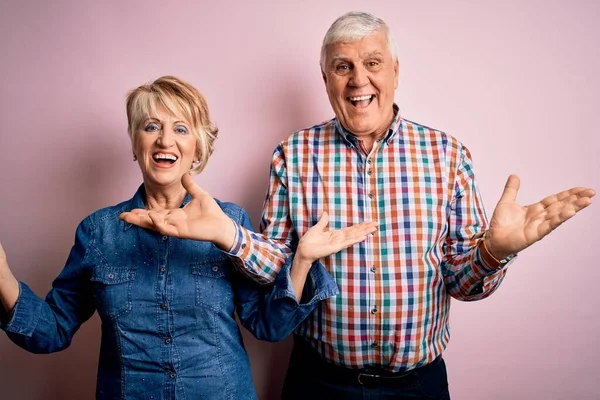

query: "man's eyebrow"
xmin=365 ymin=50 xmax=385 ymax=58
xmin=330 ymin=54 xmax=350 ymax=62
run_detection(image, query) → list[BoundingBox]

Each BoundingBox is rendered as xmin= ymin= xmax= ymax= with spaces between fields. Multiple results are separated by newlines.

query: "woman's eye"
xmin=144 ymin=122 xmax=160 ymax=132
xmin=175 ymin=125 xmax=189 ymax=135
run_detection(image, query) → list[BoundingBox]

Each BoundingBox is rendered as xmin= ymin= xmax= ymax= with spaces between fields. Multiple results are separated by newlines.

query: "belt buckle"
xmin=357 ymin=372 xmax=378 ymax=386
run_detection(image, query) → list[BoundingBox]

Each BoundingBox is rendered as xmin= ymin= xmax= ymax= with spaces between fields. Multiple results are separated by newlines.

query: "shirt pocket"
xmin=90 ymin=267 xmax=136 ymax=319
xmin=190 ymin=259 xmax=234 ymax=310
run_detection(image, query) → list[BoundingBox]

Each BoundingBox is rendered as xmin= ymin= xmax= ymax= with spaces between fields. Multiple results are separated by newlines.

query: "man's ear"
xmin=393 ymin=59 xmax=399 ymax=89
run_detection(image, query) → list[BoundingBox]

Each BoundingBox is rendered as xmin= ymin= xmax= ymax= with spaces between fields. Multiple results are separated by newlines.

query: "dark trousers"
xmin=282 ymin=337 xmax=450 ymax=400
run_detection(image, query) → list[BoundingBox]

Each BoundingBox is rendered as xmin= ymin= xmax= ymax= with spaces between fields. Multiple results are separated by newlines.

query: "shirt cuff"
xmin=0 ymin=282 xmax=42 ymax=336
xmin=473 ymin=240 xmax=517 ymax=275
xmin=226 ymin=220 xmax=252 ymax=260
xmin=272 ymin=256 xmax=339 ymax=306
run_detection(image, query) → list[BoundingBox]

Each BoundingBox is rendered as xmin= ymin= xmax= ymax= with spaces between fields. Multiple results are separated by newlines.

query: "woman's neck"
xmin=144 ymin=183 xmax=187 ymax=211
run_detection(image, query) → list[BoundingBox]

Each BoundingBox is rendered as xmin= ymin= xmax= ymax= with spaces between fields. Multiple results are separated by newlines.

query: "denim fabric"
xmin=0 ymin=185 xmax=338 ymax=399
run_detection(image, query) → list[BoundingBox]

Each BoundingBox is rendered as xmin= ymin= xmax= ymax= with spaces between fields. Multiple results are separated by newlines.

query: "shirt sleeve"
xmin=226 ymin=144 xmax=296 ymax=284
xmin=441 ymin=144 xmax=516 ymax=301
xmin=232 ymin=207 xmax=338 ymax=342
xmin=0 ymin=217 xmax=97 ymax=353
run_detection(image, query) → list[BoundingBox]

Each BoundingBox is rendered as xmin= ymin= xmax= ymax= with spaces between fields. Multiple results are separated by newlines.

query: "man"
xmin=121 ymin=11 xmax=594 ymax=399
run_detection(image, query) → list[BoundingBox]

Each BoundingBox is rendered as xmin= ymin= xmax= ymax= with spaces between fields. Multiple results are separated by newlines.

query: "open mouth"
xmin=153 ymin=153 xmax=178 ymax=165
xmin=347 ymin=95 xmax=375 ymax=108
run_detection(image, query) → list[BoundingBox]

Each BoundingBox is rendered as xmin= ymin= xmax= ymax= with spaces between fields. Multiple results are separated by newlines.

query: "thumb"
xmin=0 ymin=242 xmax=6 ymax=261
xmin=182 ymin=173 xmax=210 ymax=199
xmin=498 ymin=174 xmax=520 ymax=203
xmin=315 ymin=211 xmax=330 ymax=230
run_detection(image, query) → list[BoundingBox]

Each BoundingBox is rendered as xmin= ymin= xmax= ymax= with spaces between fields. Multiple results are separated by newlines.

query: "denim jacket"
xmin=0 ymin=185 xmax=338 ymax=399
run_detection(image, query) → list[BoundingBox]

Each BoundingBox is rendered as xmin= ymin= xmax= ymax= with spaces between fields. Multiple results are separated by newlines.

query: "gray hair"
xmin=320 ymin=11 xmax=397 ymax=71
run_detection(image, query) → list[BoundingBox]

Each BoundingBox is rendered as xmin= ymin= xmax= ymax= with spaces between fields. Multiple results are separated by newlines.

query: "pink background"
xmin=1 ymin=1 xmax=598 ymax=399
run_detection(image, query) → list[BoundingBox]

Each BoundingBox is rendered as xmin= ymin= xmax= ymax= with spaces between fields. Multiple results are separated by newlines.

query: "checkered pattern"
xmin=230 ymin=106 xmax=508 ymax=372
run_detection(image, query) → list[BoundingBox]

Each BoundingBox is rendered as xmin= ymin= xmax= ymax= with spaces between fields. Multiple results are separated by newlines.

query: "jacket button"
xmin=160 ymin=304 xmax=167 ymax=310
xmin=165 ymin=338 xmax=171 ymax=344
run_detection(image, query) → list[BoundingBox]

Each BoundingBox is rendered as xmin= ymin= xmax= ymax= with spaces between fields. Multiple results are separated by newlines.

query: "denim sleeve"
xmin=232 ymin=210 xmax=338 ymax=342
xmin=0 ymin=217 xmax=96 ymax=353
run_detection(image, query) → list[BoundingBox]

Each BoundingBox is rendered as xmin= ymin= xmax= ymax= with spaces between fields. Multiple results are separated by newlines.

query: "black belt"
xmin=291 ymin=338 xmax=442 ymax=387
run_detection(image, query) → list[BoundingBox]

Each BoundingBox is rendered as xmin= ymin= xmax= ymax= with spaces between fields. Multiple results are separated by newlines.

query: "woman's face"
xmin=133 ymin=105 xmax=198 ymax=192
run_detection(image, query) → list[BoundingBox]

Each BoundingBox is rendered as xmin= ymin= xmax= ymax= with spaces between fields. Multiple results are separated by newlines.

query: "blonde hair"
xmin=126 ymin=76 xmax=218 ymax=174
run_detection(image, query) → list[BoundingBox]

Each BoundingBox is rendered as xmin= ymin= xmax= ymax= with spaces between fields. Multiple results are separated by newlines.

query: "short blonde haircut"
xmin=126 ymin=76 xmax=218 ymax=174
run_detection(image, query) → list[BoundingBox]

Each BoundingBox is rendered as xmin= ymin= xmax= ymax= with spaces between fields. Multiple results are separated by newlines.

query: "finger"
xmin=539 ymin=187 xmax=595 ymax=208
xmin=148 ymin=212 xmax=180 ymax=236
xmin=343 ymin=221 xmax=377 ymax=239
xmin=119 ymin=211 xmax=154 ymax=228
xmin=181 ymin=174 xmax=210 ymax=199
xmin=498 ymin=174 xmax=520 ymax=203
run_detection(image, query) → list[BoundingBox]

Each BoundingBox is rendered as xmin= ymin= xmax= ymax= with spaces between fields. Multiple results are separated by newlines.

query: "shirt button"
xmin=371 ymin=341 xmax=378 ymax=348
xmin=371 ymin=266 xmax=376 ymax=273
xmin=368 ymin=193 xmax=374 ymax=199
xmin=367 ymin=169 xmax=372 ymax=175
xmin=162 ymin=236 xmax=168 ymax=241
xmin=165 ymin=338 xmax=171 ymax=344
xmin=160 ymin=304 xmax=168 ymax=310
xmin=371 ymin=306 xmax=378 ymax=314
xmin=241 ymin=243 xmax=247 ymax=249
xmin=367 ymin=159 xmax=372 ymax=164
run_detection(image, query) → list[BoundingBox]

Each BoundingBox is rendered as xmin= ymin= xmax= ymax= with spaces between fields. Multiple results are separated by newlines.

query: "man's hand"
xmin=119 ymin=174 xmax=236 ymax=250
xmin=486 ymin=175 xmax=595 ymax=259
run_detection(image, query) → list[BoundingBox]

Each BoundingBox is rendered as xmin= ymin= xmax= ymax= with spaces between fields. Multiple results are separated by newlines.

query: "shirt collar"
xmin=334 ymin=103 xmax=402 ymax=147
xmin=123 ymin=184 xmax=192 ymax=231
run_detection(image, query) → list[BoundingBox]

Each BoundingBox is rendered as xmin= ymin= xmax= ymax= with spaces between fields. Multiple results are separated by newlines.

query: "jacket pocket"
xmin=191 ymin=259 xmax=234 ymax=310
xmin=91 ymin=267 xmax=136 ymax=318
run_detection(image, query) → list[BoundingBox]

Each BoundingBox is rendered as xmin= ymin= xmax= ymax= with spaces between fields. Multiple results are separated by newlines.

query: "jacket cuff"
xmin=0 ymin=282 xmax=42 ymax=337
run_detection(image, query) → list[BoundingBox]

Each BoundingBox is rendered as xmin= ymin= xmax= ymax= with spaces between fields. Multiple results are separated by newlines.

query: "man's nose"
xmin=349 ymin=65 xmax=369 ymax=87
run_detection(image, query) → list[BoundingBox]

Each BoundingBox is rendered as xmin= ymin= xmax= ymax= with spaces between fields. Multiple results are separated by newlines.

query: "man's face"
xmin=322 ymin=30 xmax=399 ymax=145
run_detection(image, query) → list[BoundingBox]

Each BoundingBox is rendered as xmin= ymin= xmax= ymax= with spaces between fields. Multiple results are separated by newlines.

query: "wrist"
xmin=213 ymin=216 xmax=237 ymax=250
xmin=293 ymin=252 xmax=315 ymax=271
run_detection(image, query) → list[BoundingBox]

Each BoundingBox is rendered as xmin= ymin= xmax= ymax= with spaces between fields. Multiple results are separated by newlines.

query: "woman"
xmin=0 ymin=76 xmax=376 ymax=399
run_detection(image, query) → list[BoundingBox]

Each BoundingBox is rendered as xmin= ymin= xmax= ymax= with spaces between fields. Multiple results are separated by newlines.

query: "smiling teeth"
xmin=153 ymin=154 xmax=178 ymax=161
xmin=349 ymin=95 xmax=372 ymax=101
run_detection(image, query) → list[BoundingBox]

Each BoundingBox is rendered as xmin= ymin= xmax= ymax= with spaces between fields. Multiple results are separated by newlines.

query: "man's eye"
xmin=175 ymin=125 xmax=189 ymax=135
xmin=336 ymin=64 xmax=350 ymax=70
xmin=144 ymin=123 xmax=160 ymax=132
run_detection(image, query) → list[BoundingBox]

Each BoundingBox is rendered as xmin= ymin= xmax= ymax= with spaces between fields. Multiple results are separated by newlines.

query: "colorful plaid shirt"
xmin=229 ymin=105 xmax=512 ymax=372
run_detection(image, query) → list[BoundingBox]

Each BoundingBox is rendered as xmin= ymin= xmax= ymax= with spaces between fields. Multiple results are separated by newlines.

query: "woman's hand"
xmin=290 ymin=212 xmax=377 ymax=300
xmin=0 ymin=242 xmax=20 ymax=313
